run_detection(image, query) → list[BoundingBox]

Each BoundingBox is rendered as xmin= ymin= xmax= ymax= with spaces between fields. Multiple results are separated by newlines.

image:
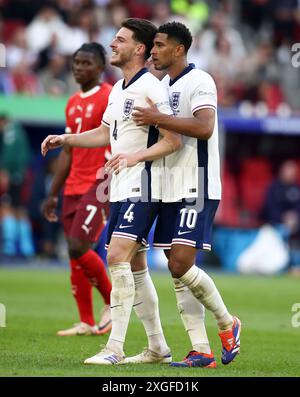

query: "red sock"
xmin=76 ymin=250 xmax=111 ymax=305
xmin=70 ymin=259 xmax=95 ymax=326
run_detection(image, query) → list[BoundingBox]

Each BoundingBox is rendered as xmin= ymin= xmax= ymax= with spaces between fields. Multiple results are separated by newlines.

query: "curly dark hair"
xmin=73 ymin=42 xmax=106 ymax=67
xmin=158 ymin=22 xmax=193 ymax=53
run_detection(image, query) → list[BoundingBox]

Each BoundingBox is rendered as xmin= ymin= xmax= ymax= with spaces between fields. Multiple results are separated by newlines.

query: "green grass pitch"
xmin=0 ymin=267 xmax=300 ymax=377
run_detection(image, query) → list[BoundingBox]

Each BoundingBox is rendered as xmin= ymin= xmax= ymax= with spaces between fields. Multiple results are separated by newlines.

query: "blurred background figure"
xmin=0 ymin=114 xmax=34 ymax=258
xmin=39 ymin=53 xmax=70 ymax=95
xmin=0 ymin=0 xmax=300 ymax=275
xmin=261 ymin=160 xmax=300 ymax=275
xmin=25 ymin=3 xmax=69 ymax=54
xmin=28 ymin=154 xmax=61 ymax=259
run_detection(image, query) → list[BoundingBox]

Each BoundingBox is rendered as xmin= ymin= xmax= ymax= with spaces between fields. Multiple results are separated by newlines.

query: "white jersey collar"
xmin=79 ymin=85 xmax=100 ymax=98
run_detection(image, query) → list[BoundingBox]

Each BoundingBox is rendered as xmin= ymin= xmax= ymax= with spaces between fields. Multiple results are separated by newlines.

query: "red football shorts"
xmin=62 ymin=182 xmax=109 ymax=242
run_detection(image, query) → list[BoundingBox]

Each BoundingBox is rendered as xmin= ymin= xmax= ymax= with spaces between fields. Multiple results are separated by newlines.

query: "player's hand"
xmin=105 ymin=153 xmax=142 ymax=174
xmin=132 ymin=97 xmax=160 ymax=126
xmin=42 ymin=196 xmax=59 ymax=222
xmin=41 ymin=134 xmax=67 ymax=156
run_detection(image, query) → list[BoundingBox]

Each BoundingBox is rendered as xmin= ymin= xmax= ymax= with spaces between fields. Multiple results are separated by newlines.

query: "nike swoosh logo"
xmin=119 ymin=224 xmax=133 ymax=229
xmin=178 ymin=230 xmax=193 ymax=236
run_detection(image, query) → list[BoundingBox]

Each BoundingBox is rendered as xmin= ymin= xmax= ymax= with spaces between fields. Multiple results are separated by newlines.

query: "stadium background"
xmin=0 ymin=0 xmax=300 ymax=378
xmin=1 ymin=0 xmax=300 ymax=273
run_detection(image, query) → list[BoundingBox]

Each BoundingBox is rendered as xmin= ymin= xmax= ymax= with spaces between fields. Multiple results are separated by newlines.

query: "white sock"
xmin=133 ymin=268 xmax=169 ymax=355
xmin=179 ymin=265 xmax=233 ymax=331
xmin=107 ymin=262 xmax=135 ymax=354
xmin=174 ymin=278 xmax=211 ymax=354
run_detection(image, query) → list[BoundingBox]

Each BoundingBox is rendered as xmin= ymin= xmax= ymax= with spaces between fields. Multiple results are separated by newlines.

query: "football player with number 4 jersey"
xmin=41 ymin=19 xmax=182 ymax=365
xmin=42 ymin=43 xmax=112 ymax=337
xmin=130 ymin=22 xmax=241 ymax=368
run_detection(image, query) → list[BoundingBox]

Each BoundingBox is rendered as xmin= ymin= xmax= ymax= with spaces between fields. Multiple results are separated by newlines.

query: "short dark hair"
xmin=158 ymin=22 xmax=193 ymax=53
xmin=73 ymin=42 xmax=106 ymax=67
xmin=121 ymin=18 xmax=157 ymax=60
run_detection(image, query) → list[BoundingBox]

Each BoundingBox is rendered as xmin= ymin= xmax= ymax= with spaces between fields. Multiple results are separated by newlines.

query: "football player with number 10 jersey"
xmin=131 ymin=22 xmax=242 ymax=368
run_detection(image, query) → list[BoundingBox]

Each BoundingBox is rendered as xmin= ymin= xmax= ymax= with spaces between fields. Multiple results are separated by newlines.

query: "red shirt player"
xmin=43 ymin=43 xmax=112 ymax=336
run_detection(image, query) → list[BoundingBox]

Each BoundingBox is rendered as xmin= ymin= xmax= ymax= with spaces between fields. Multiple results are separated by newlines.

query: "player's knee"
xmin=68 ymin=239 xmax=89 ymax=259
xmin=168 ymin=253 xmax=191 ymax=278
xmin=106 ymin=247 xmax=125 ymax=266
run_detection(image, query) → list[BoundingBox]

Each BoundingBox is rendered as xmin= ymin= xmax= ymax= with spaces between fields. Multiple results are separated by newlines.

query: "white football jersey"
xmin=102 ymin=68 xmax=172 ymax=202
xmin=161 ymin=64 xmax=222 ymax=202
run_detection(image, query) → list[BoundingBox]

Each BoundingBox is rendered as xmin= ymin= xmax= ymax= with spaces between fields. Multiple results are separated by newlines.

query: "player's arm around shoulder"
xmin=105 ymin=128 xmax=182 ymax=175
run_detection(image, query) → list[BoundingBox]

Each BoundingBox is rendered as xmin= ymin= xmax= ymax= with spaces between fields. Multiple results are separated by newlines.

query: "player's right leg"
xmin=122 ymin=250 xmax=171 ymax=364
xmin=84 ymin=236 xmax=139 ymax=365
xmin=84 ymin=200 xmax=160 ymax=365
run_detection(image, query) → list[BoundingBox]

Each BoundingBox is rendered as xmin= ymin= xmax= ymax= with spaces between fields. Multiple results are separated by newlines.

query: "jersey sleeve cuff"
xmin=192 ymin=104 xmax=216 ymax=114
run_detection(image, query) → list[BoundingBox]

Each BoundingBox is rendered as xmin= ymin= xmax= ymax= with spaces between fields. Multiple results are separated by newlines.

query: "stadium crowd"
xmin=0 ymin=0 xmax=300 ymax=273
xmin=1 ymin=0 xmax=300 ymax=111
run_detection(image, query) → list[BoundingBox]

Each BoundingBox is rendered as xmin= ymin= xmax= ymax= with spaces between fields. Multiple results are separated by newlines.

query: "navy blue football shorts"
xmin=106 ymin=198 xmax=160 ymax=250
xmin=153 ymin=199 xmax=220 ymax=250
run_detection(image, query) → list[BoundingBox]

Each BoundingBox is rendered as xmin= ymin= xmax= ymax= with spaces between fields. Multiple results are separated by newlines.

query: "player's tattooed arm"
xmin=41 ymin=124 xmax=110 ymax=156
xmin=133 ymin=97 xmax=215 ymax=140
xmin=105 ymin=129 xmax=182 ymax=174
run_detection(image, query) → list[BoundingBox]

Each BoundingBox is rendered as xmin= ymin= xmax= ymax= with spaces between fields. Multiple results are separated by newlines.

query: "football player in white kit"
xmin=41 ymin=19 xmax=182 ymax=365
xmin=127 ymin=22 xmax=242 ymax=367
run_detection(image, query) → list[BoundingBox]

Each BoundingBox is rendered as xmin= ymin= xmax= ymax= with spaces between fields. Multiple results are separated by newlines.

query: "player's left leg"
xmin=169 ymin=245 xmax=240 ymax=366
xmin=122 ymin=250 xmax=171 ymax=364
xmin=153 ymin=203 xmax=213 ymax=366
xmin=67 ymin=238 xmax=112 ymax=334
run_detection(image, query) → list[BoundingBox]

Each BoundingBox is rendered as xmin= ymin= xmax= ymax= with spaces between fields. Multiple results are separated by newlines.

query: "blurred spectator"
xmin=6 ymin=26 xmax=36 ymax=69
xmin=60 ymin=7 xmax=99 ymax=55
xmin=261 ymin=160 xmax=300 ymax=273
xmin=0 ymin=1 xmax=300 ymax=112
xmin=97 ymin=5 xmax=128 ymax=51
xmin=188 ymin=30 xmax=210 ymax=70
xmin=0 ymin=114 xmax=35 ymax=258
xmin=241 ymin=0 xmax=273 ymax=33
xmin=239 ymin=40 xmax=284 ymax=111
xmin=208 ymin=33 xmax=243 ymax=80
xmin=97 ymin=5 xmax=129 ymax=81
xmin=29 ymin=155 xmax=61 ymax=258
xmin=0 ymin=114 xmax=31 ymax=203
xmin=11 ymin=59 xmax=41 ymax=94
xmin=125 ymin=0 xmax=152 ymax=19
xmin=201 ymin=10 xmax=246 ymax=63
xmin=39 ymin=53 xmax=71 ymax=95
xmin=25 ymin=4 xmax=69 ymax=54
xmin=151 ymin=0 xmax=172 ymax=27
xmin=170 ymin=0 xmax=210 ymax=34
